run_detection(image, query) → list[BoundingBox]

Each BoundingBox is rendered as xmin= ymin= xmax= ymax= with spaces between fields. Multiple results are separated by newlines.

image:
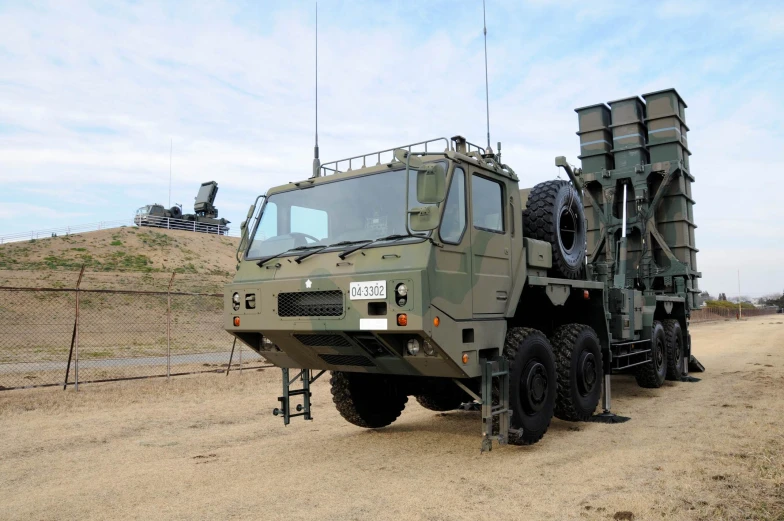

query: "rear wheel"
xmin=663 ymin=319 xmax=684 ymax=380
xmin=635 ymin=321 xmax=667 ymax=388
xmin=503 ymin=328 xmax=557 ymax=445
xmin=330 ymin=372 xmax=407 ymax=428
xmin=552 ymin=324 xmax=603 ymax=421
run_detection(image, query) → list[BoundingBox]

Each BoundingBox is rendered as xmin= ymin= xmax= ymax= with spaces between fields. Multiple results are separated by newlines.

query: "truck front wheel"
xmin=503 ymin=328 xmax=557 ymax=445
xmin=552 ymin=324 xmax=603 ymax=421
xmin=330 ymin=372 xmax=407 ymax=428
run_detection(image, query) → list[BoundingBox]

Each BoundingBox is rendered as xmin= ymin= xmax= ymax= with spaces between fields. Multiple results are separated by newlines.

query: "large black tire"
xmin=552 ymin=324 xmax=603 ymax=421
xmin=415 ymin=379 xmax=470 ymax=412
xmin=523 ymin=180 xmax=586 ymax=279
xmin=635 ymin=321 xmax=667 ymax=388
xmin=503 ymin=328 xmax=557 ymax=445
xmin=330 ymin=372 xmax=407 ymax=428
xmin=663 ymin=319 xmax=684 ymax=380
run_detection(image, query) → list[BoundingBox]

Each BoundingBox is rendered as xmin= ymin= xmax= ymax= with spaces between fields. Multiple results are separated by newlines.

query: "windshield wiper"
xmin=256 ymin=244 xmax=322 ymax=267
xmin=293 ymin=240 xmax=366 ymax=264
xmin=338 ymin=234 xmax=413 ymax=260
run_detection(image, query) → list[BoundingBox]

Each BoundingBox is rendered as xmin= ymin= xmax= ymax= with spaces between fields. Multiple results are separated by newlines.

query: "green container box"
xmin=575 ymin=103 xmax=611 ymax=133
xmin=613 ymin=145 xmax=648 ymax=169
xmin=611 ymin=122 xmax=647 ymax=150
xmin=609 ymin=96 xmax=646 ymax=126
xmin=642 ymin=88 xmax=687 ymax=122
xmin=646 ymin=116 xmax=688 ymax=146
xmin=579 ymin=152 xmax=614 ymax=173
xmin=578 ymin=128 xmax=613 ymax=156
xmin=648 ymin=141 xmax=690 ymax=167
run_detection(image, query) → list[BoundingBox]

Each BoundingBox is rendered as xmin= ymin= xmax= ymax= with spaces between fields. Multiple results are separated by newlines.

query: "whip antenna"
xmin=312 ymin=2 xmax=321 ymax=177
xmin=482 ymin=0 xmax=492 ymax=153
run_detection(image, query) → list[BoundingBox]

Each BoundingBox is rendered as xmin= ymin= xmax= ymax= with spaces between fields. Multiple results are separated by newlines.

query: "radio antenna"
xmin=482 ymin=0 xmax=492 ymax=154
xmin=312 ymin=2 xmax=321 ymax=177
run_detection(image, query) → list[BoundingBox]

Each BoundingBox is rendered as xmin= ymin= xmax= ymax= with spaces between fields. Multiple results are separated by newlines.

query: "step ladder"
xmin=272 ymin=368 xmax=326 ymax=425
xmin=454 ymin=356 xmax=512 ymax=452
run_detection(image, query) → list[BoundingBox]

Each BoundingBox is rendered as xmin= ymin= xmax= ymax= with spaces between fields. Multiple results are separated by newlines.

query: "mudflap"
xmin=688 ymin=355 xmax=705 ymax=373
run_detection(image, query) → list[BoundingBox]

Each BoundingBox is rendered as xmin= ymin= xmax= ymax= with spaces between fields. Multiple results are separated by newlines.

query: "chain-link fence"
xmin=0 ymin=269 xmax=268 ymax=391
xmin=691 ymin=306 xmax=780 ymax=323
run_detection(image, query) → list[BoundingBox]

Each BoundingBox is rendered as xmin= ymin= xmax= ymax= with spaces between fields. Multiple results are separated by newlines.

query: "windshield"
xmin=246 ymin=166 xmax=442 ymax=259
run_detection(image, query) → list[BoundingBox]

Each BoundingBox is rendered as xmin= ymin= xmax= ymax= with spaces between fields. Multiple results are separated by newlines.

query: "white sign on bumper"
xmin=359 ymin=318 xmax=388 ymax=330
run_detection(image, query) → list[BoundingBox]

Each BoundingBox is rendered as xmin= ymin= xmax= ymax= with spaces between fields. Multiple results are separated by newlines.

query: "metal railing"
xmin=0 ymin=219 xmax=135 ymax=244
xmin=0 ymin=269 xmax=268 ymax=391
xmin=133 ymin=214 xmax=234 ymax=236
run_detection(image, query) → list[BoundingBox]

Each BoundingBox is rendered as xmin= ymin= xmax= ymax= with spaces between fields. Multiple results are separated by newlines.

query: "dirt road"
xmin=1 ymin=316 xmax=782 ymax=520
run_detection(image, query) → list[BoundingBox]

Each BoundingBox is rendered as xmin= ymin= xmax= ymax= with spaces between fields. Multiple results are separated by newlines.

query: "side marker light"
xmin=433 ymin=317 xmax=440 ymax=327
xmin=583 ymin=290 xmax=590 ymax=300
xmin=461 ymin=353 xmax=469 ymax=364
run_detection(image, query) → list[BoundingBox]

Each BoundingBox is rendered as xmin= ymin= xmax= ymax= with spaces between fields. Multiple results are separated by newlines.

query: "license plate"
xmin=349 ymin=280 xmax=386 ymax=300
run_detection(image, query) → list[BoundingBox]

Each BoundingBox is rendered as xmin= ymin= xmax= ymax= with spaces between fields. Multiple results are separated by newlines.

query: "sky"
xmin=0 ymin=0 xmax=783 ymax=297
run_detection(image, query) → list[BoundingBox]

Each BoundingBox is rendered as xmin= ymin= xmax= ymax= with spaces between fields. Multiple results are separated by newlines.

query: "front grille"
xmin=278 ymin=290 xmax=343 ymax=317
xmin=319 ymin=354 xmax=374 ymax=367
xmin=294 ymin=333 xmax=351 ymax=348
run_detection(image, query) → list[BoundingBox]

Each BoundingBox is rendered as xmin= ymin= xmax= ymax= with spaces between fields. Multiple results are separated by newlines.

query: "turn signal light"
xmin=233 ymin=316 xmax=240 ymax=327
xmin=461 ymin=352 xmax=469 ymax=364
xmin=397 ymin=314 xmax=408 ymax=326
xmin=433 ymin=316 xmax=440 ymax=327
xmin=583 ymin=290 xmax=590 ymax=300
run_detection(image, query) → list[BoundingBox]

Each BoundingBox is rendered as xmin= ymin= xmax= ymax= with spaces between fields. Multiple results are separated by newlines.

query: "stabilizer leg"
xmin=681 ymin=333 xmax=702 ymax=382
xmin=588 ymin=350 xmax=630 ymax=424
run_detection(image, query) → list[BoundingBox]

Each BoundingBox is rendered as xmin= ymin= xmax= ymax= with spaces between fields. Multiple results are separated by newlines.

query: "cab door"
xmin=469 ymin=169 xmax=512 ymax=315
xmin=431 ymin=165 xmax=473 ymax=319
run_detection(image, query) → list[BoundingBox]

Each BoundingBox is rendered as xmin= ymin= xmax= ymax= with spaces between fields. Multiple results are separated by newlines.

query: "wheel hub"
xmin=522 ymin=361 xmax=548 ymax=413
xmin=654 ymin=339 xmax=664 ymax=368
xmin=577 ymin=351 xmax=597 ymax=396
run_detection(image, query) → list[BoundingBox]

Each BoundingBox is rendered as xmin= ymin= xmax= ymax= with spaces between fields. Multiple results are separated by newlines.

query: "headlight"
xmin=396 ymin=283 xmax=408 ymax=307
xmin=406 ymin=338 xmax=420 ymax=355
xmin=423 ymin=341 xmax=435 ymax=356
xmin=232 ymin=292 xmax=240 ymax=311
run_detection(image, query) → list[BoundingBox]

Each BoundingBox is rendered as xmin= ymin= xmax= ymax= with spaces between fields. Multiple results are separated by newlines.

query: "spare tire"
xmin=169 ymin=205 xmax=182 ymax=218
xmin=523 ymin=180 xmax=586 ymax=279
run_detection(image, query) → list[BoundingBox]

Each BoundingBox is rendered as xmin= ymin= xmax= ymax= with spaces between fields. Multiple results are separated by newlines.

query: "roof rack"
xmin=318 ymin=137 xmax=451 ymax=176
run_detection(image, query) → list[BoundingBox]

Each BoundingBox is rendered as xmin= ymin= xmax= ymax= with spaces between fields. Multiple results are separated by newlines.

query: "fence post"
xmin=167 ymin=272 xmax=176 ymax=380
xmin=63 ymin=265 xmax=85 ymax=391
xmin=239 ymin=338 xmax=243 ymax=375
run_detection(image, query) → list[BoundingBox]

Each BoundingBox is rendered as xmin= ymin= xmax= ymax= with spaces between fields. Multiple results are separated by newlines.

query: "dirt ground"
xmin=1 ymin=316 xmax=782 ymax=521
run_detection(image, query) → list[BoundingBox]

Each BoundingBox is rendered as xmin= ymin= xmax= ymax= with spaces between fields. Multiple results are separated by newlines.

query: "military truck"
xmin=225 ymin=88 xmax=703 ymax=450
xmin=134 ymin=181 xmax=230 ymax=235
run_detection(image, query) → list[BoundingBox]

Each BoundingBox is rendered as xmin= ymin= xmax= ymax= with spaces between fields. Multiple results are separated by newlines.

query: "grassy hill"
xmin=0 ymin=227 xmax=240 ymax=276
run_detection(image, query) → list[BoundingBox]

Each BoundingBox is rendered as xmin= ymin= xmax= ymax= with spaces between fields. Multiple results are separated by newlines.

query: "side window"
xmin=440 ymin=167 xmax=466 ymax=244
xmin=472 ymin=175 xmax=504 ymax=233
xmin=255 ymin=201 xmax=278 ymax=242
xmin=291 ymin=206 xmax=328 ymax=240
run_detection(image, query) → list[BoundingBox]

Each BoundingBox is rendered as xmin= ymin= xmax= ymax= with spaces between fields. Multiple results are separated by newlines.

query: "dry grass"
xmin=0 ymin=227 xmax=239 ymax=282
xmin=1 ymin=317 xmax=783 ymax=520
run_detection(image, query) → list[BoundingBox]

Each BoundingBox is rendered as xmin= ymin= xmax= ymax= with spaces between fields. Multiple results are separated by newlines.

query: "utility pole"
xmin=168 ymin=139 xmax=173 ymax=208
xmin=737 ymin=269 xmax=742 ymax=320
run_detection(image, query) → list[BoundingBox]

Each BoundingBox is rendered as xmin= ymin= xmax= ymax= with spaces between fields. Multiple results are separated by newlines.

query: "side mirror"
xmin=416 ymin=163 xmax=446 ymax=204
xmin=409 ymin=206 xmax=439 ymax=231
